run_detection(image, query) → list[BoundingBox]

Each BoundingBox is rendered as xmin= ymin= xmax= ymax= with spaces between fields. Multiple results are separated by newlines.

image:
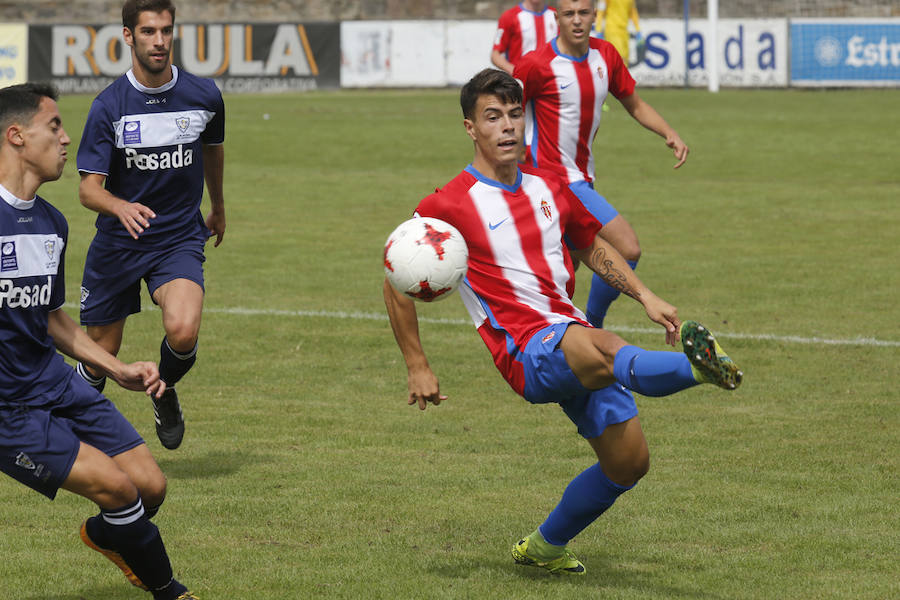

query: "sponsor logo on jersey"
xmin=0 ymin=275 xmax=53 ymax=308
xmin=1 ymin=241 xmax=17 ymax=272
xmin=124 ymin=144 xmax=194 ymax=171
xmin=123 ymin=120 xmax=142 ymax=144
xmin=17 ymin=217 xmax=32 ymax=224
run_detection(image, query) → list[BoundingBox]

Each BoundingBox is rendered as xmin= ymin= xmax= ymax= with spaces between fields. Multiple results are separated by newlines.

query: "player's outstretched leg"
xmin=680 ymin=321 xmax=743 ymax=390
xmin=512 ymin=530 xmax=585 ymax=575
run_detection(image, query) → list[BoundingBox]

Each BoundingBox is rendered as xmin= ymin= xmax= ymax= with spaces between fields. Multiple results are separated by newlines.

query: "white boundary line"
xmin=202 ymin=306 xmax=900 ymax=348
xmin=63 ymin=303 xmax=900 ymax=347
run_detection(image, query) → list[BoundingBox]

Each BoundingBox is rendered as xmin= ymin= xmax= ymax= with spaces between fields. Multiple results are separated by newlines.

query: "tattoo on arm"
xmin=588 ymin=246 xmax=640 ymax=300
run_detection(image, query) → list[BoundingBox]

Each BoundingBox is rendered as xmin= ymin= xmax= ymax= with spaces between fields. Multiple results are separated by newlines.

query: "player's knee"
xmin=619 ymin=238 xmax=641 ymax=263
xmin=139 ymin=472 xmax=167 ymax=508
xmin=604 ymin=448 xmax=650 ymax=487
xmin=165 ymin=321 xmax=199 ymax=352
xmin=98 ymin=470 xmax=141 ymax=507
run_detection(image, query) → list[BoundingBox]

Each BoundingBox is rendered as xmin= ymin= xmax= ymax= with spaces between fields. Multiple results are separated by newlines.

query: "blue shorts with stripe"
xmin=568 ymin=180 xmax=619 ymax=226
xmin=80 ymin=237 xmax=206 ymax=326
xmin=0 ymin=371 xmax=143 ymax=499
xmin=519 ymin=322 xmax=637 ymax=439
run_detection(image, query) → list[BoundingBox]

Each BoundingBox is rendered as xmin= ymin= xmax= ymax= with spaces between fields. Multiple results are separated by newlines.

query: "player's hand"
xmin=641 ymin=293 xmax=680 ymax=346
xmin=111 ymin=361 xmax=167 ymax=398
xmin=407 ymin=366 xmax=447 ymax=411
xmin=114 ymin=200 xmax=156 ymax=240
xmin=666 ymin=132 xmax=689 ymax=169
xmin=206 ymin=210 xmax=226 ymax=247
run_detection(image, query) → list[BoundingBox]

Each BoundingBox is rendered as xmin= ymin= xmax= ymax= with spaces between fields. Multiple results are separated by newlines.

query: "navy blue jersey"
xmin=0 ymin=185 xmax=71 ymax=403
xmin=77 ymin=67 xmax=225 ymax=250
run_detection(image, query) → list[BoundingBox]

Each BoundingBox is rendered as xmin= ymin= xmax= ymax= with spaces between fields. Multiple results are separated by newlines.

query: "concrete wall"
xmin=2 ymin=0 xmax=897 ymax=24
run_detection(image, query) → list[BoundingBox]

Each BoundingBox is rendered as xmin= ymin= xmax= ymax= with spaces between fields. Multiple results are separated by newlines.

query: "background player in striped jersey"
xmin=383 ymin=68 xmax=741 ymax=575
xmin=515 ymin=0 xmax=688 ymax=330
xmin=491 ymin=1 xmax=559 ymax=75
xmin=75 ymin=0 xmax=226 ymax=450
xmin=0 ymin=82 xmax=196 ymax=600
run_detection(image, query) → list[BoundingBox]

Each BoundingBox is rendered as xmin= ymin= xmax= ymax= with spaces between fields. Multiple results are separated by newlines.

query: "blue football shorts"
xmin=568 ymin=180 xmax=619 ymax=226
xmin=0 ymin=372 xmax=144 ymax=499
xmin=80 ymin=240 xmax=206 ymax=326
xmin=519 ymin=322 xmax=638 ymax=439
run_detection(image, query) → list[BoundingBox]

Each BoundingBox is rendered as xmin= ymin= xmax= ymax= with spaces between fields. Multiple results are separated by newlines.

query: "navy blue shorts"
xmin=569 ymin=180 xmax=620 ymax=226
xmin=0 ymin=372 xmax=144 ymax=499
xmin=519 ymin=322 xmax=638 ymax=439
xmin=80 ymin=239 xmax=205 ymax=326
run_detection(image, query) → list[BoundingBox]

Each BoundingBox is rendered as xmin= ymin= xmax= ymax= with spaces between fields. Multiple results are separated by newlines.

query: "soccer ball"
xmin=383 ymin=217 xmax=468 ymax=302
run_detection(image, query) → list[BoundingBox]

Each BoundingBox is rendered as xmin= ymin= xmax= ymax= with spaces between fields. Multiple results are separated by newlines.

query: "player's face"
xmin=19 ymin=97 xmax=70 ymax=183
xmin=124 ymin=10 xmax=174 ymax=76
xmin=556 ymin=0 xmax=596 ymax=50
xmin=464 ymin=94 xmax=524 ymax=167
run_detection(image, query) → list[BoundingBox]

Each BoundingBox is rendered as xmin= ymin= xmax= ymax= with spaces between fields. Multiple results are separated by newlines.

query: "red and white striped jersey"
xmin=493 ymin=4 xmax=559 ymax=67
xmin=415 ymin=165 xmax=601 ymax=391
xmin=514 ymin=38 xmax=636 ymax=184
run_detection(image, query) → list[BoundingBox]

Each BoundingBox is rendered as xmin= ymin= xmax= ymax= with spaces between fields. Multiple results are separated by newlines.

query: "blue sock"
xmin=538 ymin=463 xmax=633 ymax=546
xmin=159 ymin=337 xmax=197 ymax=386
xmin=613 ymin=345 xmax=698 ymax=397
xmin=586 ymin=259 xmax=638 ymax=327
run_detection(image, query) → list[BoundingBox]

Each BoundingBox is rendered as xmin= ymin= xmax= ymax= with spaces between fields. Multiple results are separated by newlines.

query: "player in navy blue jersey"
xmin=0 ymin=82 xmax=196 ymax=600
xmin=75 ymin=0 xmax=226 ymax=450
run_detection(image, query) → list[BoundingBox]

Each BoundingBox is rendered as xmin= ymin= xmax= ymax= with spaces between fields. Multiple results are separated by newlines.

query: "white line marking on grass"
xmin=202 ymin=306 xmax=900 ymax=348
xmin=63 ymin=303 xmax=899 ymax=347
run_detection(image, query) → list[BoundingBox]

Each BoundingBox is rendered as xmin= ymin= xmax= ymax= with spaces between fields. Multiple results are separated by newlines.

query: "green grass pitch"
xmin=1 ymin=87 xmax=897 ymax=599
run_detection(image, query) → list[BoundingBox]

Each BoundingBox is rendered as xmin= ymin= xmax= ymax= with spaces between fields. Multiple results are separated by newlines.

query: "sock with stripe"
xmin=159 ymin=337 xmax=197 ymax=386
xmin=76 ymin=361 xmax=106 ymax=393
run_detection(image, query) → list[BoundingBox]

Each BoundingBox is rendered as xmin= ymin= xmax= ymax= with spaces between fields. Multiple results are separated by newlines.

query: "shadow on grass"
xmin=155 ymin=448 xmax=267 ymax=480
xmin=23 ymin=583 xmax=127 ymax=600
xmin=430 ymin=552 xmax=729 ymax=599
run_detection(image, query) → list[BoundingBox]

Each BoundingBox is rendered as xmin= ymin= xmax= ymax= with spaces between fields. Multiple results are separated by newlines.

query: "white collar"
xmin=126 ymin=65 xmax=179 ymax=94
xmin=0 ymin=182 xmax=35 ymax=210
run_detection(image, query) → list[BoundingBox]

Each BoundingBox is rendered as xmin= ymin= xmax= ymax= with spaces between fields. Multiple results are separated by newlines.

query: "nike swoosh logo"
xmin=489 ymin=218 xmax=509 ymax=230
xmin=560 ymin=82 xmax=574 ymax=89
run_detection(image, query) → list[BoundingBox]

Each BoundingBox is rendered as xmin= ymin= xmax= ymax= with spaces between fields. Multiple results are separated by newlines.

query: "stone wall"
xmin=1 ymin=0 xmax=896 ymax=24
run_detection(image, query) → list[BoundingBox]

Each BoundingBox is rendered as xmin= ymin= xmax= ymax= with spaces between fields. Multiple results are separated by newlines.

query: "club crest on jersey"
xmin=1 ymin=241 xmax=17 ymax=272
xmin=44 ymin=239 xmax=56 ymax=260
xmin=15 ymin=452 xmax=36 ymax=470
xmin=123 ymin=120 xmax=141 ymax=145
xmin=540 ymin=199 xmax=552 ymax=221
xmin=542 ymin=330 xmax=557 ymax=344
xmin=176 ymin=116 xmax=190 ymax=133
xmin=80 ymin=286 xmax=90 ymax=305
xmin=597 ymin=65 xmax=605 ymax=80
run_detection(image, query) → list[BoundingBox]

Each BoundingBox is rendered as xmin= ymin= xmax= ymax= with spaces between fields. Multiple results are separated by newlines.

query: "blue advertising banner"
xmin=791 ymin=19 xmax=900 ymax=87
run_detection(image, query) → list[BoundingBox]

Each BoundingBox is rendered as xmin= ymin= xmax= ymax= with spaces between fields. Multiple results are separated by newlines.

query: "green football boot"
xmin=680 ymin=321 xmax=743 ymax=390
xmin=512 ymin=531 xmax=585 ymax=575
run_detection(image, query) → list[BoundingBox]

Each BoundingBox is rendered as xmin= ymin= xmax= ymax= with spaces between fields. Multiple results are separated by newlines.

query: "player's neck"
xmin=131 ymin=61 xmax=174 ymax=89
xmin=0 ymin=166 xmax=40 ymax=202
xmin=472 ymin=155 xmax=518 ymax=186
xmin=523 ymin=0 xmax=545 ymax=11
xmin=557 ymin=37 xmax=589 ymax=58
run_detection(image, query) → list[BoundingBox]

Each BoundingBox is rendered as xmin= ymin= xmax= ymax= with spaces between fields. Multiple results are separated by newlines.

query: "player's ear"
xmin=463 ymin=118 xmax=477 ymax=142
xmin=123 ymin=26 xmax=134 ymax=48
xmin=4 ymin=124 xmax=25 ymax=148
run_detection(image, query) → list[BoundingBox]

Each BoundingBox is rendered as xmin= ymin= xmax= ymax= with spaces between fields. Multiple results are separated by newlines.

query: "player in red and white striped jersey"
xmin=491 ymin=1 xmax=559 ymax=75
xmin=383 ymin=69 xmax=741 ymax=576
xmin=515 ymin=0 xmax=689 ymax=329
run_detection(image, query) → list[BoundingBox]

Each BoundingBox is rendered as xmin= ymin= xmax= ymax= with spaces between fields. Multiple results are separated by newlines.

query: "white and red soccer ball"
xmin=384 ymin=217 xmax=468 ymax=302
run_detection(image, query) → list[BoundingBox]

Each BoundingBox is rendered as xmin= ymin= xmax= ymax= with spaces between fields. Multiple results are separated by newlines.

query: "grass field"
xmin=1 ymin=87 xmax=898 ymax=599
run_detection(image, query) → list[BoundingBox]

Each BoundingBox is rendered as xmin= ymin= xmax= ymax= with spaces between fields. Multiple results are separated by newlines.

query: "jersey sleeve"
xmin=513 ymin=55 xmax=538 ymax=105
xmin=493 ymin=11 xmax=514 ymax=54
xmin=200 ymin=86 xmax=226 ymax=145
xmin=76 ymin=98 xmax=114 ymax=176
xmin=604 ymin=42 xmax=637 ymax=99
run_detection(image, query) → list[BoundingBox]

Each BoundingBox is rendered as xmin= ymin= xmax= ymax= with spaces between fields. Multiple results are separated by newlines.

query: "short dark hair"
xmin=122 ymin=0 xmax=176 ymax=31
xmin=460 ymin=68 xmax=523 ymax=120
xmin=0 ymin=82 xmax=59 ymax=140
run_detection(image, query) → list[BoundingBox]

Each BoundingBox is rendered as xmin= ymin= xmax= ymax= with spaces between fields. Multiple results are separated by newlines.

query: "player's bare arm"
xmin=202 ymin=143 xmax=225 ymax=247
xmin=491 ymin=49 xmax=516 ymax=75
xmin=383 ymin=279 xmax=447 ymax=410
xmin=79 ymin=172 xmax=156 ymax=239
xmin=47 ymin=308 xmax=166 ymax=397
xmin=619 ymin=91 xmax=689 ymax=169
xmin=573 ymin=235 xmax=680 ymax=344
